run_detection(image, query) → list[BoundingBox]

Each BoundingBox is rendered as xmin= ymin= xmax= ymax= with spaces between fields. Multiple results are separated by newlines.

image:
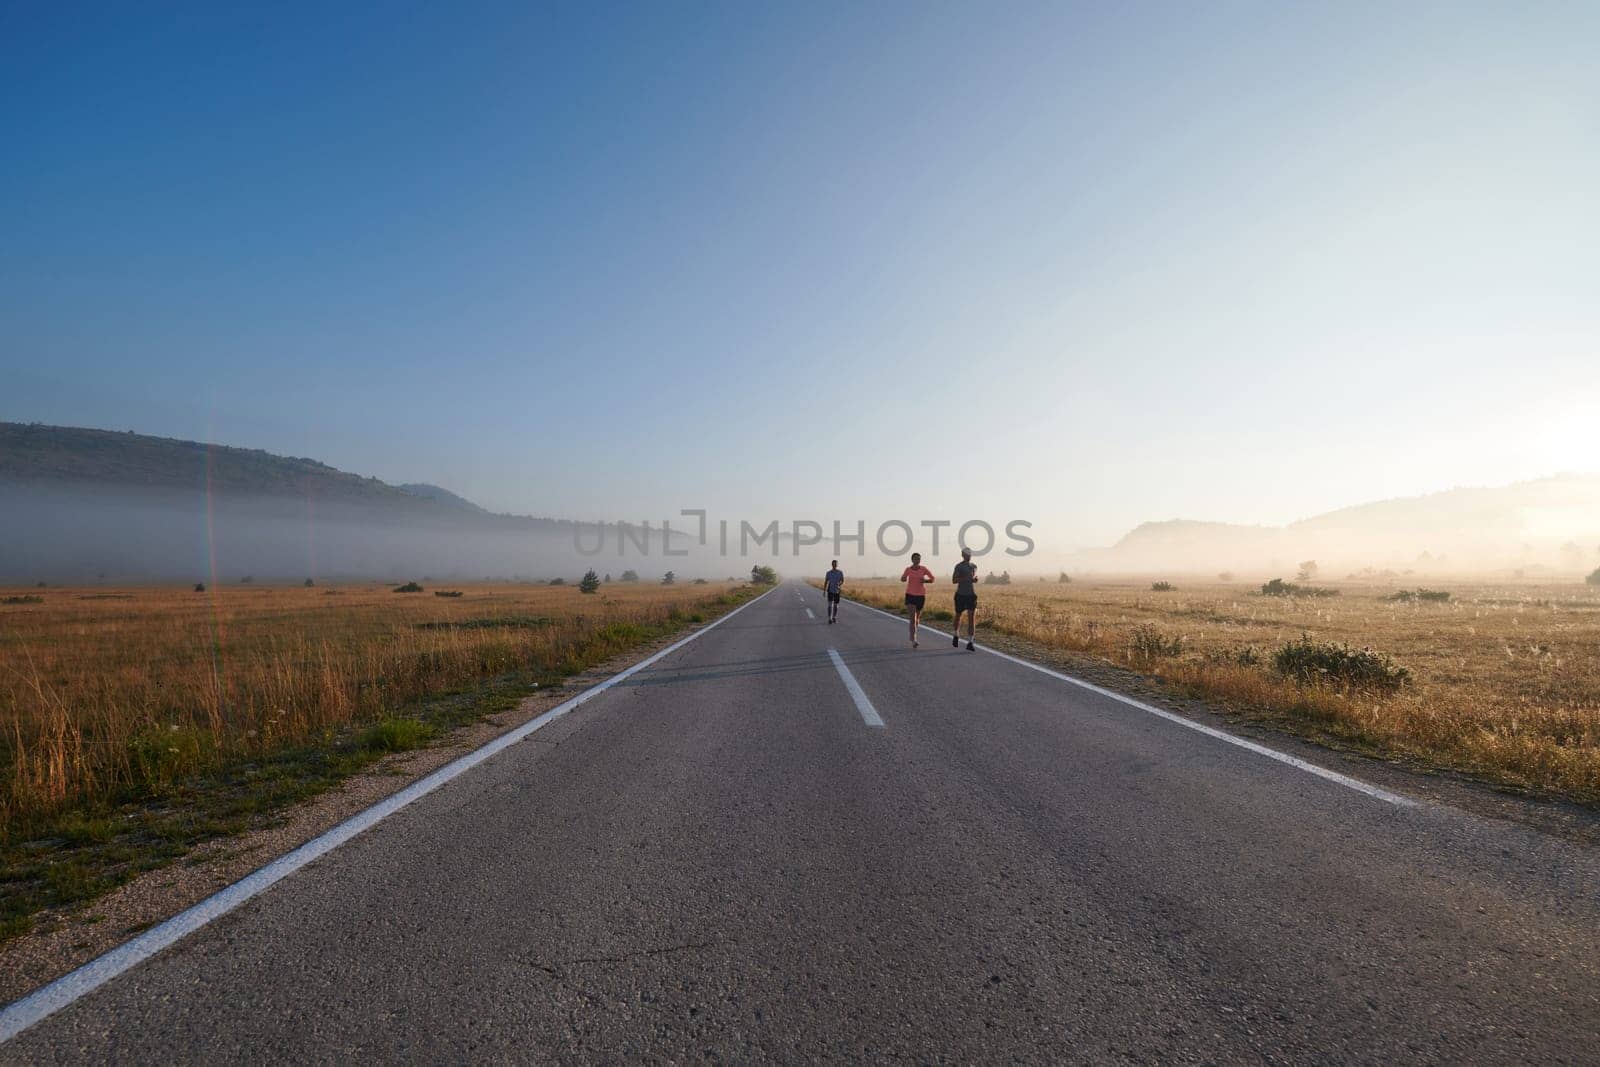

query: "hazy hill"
xmin=1079 ymin=475 xmax=1600 ymax=576
xmin=0 ymin=422 xmax=424 ymax=506
xmin=0 ymin=423 xmax=679 ymax=580
xmin=398 ymin=483 xmax=490 ymax=515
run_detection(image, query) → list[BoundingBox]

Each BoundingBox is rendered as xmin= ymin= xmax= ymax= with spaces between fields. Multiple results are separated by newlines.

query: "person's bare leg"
xmin=910 ymin=607 xmax=920 ymax=645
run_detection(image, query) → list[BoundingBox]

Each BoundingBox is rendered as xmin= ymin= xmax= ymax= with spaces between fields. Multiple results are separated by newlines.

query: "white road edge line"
xmin=842 ymin=594 xmax=1416 ymax=808
xmin=0 ymin=586 xmax=777 ymax=1046
xmin=827 ymin=648 xmax=885 ymax=728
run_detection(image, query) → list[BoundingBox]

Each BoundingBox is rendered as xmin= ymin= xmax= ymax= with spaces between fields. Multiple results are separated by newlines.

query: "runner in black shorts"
xmin=822 ymin=560 xmax=844 ymax=623
xmin=900 ymin=551 xmax=934 ymax=648
xmin=951 ymin=546 xmax=978 ymax=651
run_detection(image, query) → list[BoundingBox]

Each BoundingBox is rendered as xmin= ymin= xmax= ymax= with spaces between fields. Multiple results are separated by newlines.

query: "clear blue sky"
xmin=3 ymin=2 xmax=1596 ymax=550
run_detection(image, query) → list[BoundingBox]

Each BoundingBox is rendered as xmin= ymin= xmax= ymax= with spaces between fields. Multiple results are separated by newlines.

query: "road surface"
xmin=6 ymin=581 xmax=1599 ymax=1063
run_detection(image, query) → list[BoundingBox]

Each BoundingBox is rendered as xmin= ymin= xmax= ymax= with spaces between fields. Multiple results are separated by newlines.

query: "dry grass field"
xmin=830 ymin=577 xmax=1600 ymax=805
xmin=0 ymin=579 xmax=758 ymax=936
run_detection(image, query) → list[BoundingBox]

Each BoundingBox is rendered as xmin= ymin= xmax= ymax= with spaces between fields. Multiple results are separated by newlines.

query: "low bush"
xmin=358 ymin=717 xmax=435 ymax=753
xmin=127 ymin=725 xmax=212 ymax=790
xmin=1259 ymin=578 xmax=1339 ymax=598
xmin=1272 ymin=635 xmax=1410 ymax=693
xmin=1385 ymin=588 xmax=1451 ymax=603
xmin=1587 ymin=567 xmax=1600 ymax=587
xmin=1129 ymin=625 xmax=1184 ymax=661
xmin=2 ymin=595 xmax=43 ymax=605
xmin=434 ymin=590 xmax=464 ymax=598
xmin=393 ymin=581 xmax=424 ymax=593
xmin=1231 ymin=644 xmax=1263 ymax=667
xmin=1150 ymin=581 xmax=1175 ymax=592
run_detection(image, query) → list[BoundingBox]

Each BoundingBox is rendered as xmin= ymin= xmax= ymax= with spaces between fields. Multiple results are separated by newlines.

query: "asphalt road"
xmin=7 ymin=581 xmax=1600 ymax=1063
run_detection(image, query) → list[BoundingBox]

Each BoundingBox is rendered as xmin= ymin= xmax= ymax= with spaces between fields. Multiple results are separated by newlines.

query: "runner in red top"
xmin=900 ymin=552 xmax=935 ymax=648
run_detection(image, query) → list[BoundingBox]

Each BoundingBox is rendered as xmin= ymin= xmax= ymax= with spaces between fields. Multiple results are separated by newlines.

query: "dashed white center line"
xmin=805 ymin=607 xmax=815 ymax=618
xmin=827 ymin=648 xmax=884 ymax=728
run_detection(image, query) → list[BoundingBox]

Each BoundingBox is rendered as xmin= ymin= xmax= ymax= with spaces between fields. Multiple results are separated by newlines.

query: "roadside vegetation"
xmin=823 ymin=577 xmax=1600 ymax=806
xmin=0 ymin=580 xmax=757 ymax=939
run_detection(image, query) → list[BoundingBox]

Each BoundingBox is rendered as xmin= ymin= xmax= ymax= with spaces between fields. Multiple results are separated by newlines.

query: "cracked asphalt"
xmin=7 ymin=582 xmax=1600 ymax=1063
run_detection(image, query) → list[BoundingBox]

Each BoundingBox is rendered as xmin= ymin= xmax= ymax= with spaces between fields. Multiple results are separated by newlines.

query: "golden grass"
xmin=829 ymin=578 xmax=1600 ymax=803
xmin=0 ymin=581 xmax=753 ymax=833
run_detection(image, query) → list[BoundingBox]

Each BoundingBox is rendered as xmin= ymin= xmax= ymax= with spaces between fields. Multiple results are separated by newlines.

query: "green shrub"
xmin=1272 ymin=635 xmax=1410 ymax=693
xmin=661 ymin=571 xmax=675 ymax=585
xmin=358 ymin=717 xmax=435 ymax=753
xmin=1058 ymin=572 xmax=1072 ymax=584
xmin=549 ymin=577 xmax=566 ymax=586
xmin=1129 ymin=625 xmax=1184 ymax=661
xmin=434 ymin=590 xmax=464 ymax=598
xmin=128 ymin=725 xmax=212 ymax=789
xmin=1587 ymin=567 xmax=1600 ymax=587
xmin=579 ymin=569 xmax=601 ymax=594
xmin=1259 ymin=578 xmax=1339 ymax=598
xmin=2 ymin=595 xmax=43 ymax=605
xmin=620 ymin=570 xmax=640 ymax=582
xmin=394 ymin=581 xmax=424 ymax=593
xmin=1385 ymin=588 xmax=1451 ymax=603
xmin=1150 ymin=581 xmax=1175 ymax=592
xmin=750 ymin=565 xmax=778 ymax=585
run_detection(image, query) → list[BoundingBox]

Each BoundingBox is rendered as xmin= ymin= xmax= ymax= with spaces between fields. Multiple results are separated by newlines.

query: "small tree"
xmin=579 ymin=569 xmax=601 ymax=594
xmin=304 ymin=578 xmax=315 ymax=587
xmin=1587 ymin=566 xmax=1600 ymax=587
xmin=750 ymin=565 xmax=778 ymax=585
xmin=1058 ymin=572 xmax=1072 ymax=584
xmin=194 ymin=582 xmax=206 ymax=593
xmin=620 ymin=570 xmax=640 ymax=583
xmin=549 ymin=577 xmax=566 ymax=586
xmin=1296 ymin=560 xmax=1318 ymax=582
xmin=603 ymin=573 xmax=612 ymax=583
xmin=662 ymin=571 xmax=676 ymax=585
